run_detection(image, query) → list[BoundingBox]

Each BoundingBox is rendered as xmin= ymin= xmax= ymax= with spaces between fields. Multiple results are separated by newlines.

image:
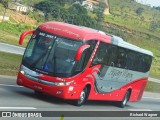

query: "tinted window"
xmin=115 ymin=48 xmax=127 ymax=68
xmin=91 ymin=42 xmax=152 ymax=73
xmin=75 ymin=40 xmax=97 ymax=72
xmin=126 ymin=50 xmax=137 ymax=70
xmin=91 ymin=42 xmax=111 ymax=66
xmin=124 ymin=50 xmax=152 ymax=72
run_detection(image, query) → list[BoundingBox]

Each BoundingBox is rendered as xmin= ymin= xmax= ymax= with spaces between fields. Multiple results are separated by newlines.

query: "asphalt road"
xmin=0 ymin=75 xmax=160 ymax=120
xmin=0 ymin=43 xmax=25 ymax=55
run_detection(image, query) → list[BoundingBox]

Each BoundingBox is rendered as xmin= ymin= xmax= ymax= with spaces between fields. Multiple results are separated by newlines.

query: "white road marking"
xmin=128 ymin=109 xmax=152 ymax=111
xmin=143 ymin=97 xmax=160 ymax=100
xmin=0 ymin=107 xmax=36 ymax=109
xmin=0 ymin=84 xmax=23 ymax=88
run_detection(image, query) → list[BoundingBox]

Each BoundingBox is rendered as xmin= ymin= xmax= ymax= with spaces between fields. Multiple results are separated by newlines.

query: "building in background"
xmin=82 ymin=1 xmax=93 ymax=11
xmin=9 ymin=2 xmax=33 ymax=13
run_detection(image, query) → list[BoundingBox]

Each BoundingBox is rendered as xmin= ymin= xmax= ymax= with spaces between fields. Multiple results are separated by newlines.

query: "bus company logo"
xmin=2 ymin=112 xmax=11 ymax=117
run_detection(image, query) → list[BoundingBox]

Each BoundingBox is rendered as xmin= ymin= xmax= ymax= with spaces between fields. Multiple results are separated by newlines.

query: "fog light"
xmin=56 ymin=90 xmax=62 ymax=94
xmin=18 ymin=79 xmax=22 ymax=84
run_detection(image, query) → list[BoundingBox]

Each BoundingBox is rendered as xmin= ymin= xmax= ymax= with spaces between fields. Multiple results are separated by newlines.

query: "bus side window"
xmin=144 ymin=55 xmax=152 ymax=72
xmin=115 ymin=48 xmax=127 ymax=68
xmin=91 ymin=42 xmax=109 ymax=66
xmin=126 ymin=51 xmax=152 ymax=72
xmin=137 ymin=54 xmax=144 ymax=72
xmin=126 ymin=50 xmax=136 ymax=70
xmin=107 ymin=46 xmax=117 ymax=67
xmin=137 ymin=54 xmax=152 ymax=72
xmin=75 ymin=40 xmax=97 ymax=72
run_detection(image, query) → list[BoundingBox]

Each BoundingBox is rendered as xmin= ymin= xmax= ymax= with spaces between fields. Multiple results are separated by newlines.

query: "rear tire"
xmin=117 ymin=91 xmax=130 ymax=108
xmin=74 ymin=87 xmax=88 ymax=106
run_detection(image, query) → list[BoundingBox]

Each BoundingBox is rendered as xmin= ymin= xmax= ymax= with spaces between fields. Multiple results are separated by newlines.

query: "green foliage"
xmin=0 ymin=22 xmax=35 ymax=47
xmin=0 ymin=22 xmax=34 ymax=35
xmin=0 ymin=51 xmax=22 ymax=76
xmin=93 ymin=1 xmax=106 ymax=24
xmin=0 ymin=0 xmax=12 ymax=8
xmin=34 ymin=0 xmax=102 ymax=28
xmin=149 ymin=20 xmax=160 ymax=31
xmin=145 ymin=81 xmax=160 ymax=92
xmin=68 ymin=3 xmax=87 ymax=14
xmin=135 ymin=7 xmax=144 ymax=16
xmin=154 ymin=6 xmax=160 ymax=11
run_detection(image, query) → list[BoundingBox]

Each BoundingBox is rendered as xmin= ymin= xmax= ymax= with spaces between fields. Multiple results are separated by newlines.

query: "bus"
xmin=17 ymin=21 xmax=153 ymax=108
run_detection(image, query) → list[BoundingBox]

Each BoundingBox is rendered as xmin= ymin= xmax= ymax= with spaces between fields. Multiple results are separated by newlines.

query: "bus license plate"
xmin=34 ymin=85 xmax=42 ymax=90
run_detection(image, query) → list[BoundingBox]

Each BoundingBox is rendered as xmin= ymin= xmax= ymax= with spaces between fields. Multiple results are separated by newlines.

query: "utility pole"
xmin=2 ymin=7 xmax=7 ymax=21
xmin=1 ymin=0 xmax=12 ymax=22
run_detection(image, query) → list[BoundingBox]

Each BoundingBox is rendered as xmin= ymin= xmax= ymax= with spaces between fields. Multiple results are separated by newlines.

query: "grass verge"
xmin=0 ymin=22 xmax=35 ymax=47
xmin=0 ymin=51 xmax=22 ymax=76
xmin=145 ymin=81 xmax=160 ymax=93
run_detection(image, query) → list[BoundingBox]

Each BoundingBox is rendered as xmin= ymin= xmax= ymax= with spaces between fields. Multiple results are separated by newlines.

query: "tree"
xmin=0 ymin=0 xmax=12 ymax=21
xmin=154 ymin=6 xmax=160 ymax=11
xmin=93 ymin=1 xmax=106 ymax=28
xmin=34 ymin=0 xmax=97 ymax=28
xmin=68 ymin=3 xmax=87 ymax=15
xmin=149 ymin=20 xmax=160 ymax=31
xmin=135 ymin=7 xmax=144 ymax=16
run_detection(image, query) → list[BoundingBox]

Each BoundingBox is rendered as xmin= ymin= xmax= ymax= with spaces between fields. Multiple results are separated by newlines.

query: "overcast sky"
xmin=136 ymin=0 xmax=160 ymax=7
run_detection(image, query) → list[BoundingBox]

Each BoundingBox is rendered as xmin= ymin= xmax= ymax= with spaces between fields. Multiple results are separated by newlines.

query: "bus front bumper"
xmin=16 ymin=72 xmax=81 ymax=100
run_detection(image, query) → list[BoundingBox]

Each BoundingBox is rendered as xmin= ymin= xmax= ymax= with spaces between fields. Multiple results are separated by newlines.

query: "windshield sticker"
xmin=39 ymin=32 xmax=45 ymax=36
xmin=46 ymin=34 xmax=54 ymax=39
xmin=44 ymin=65 xmax=49 ymax=70
xmin=39 ymin=32 xmax=55 ymax=39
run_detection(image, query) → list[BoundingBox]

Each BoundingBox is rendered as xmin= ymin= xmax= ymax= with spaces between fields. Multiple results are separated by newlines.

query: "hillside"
xmin=0 ymin=3 xmax=36 ymax=24
xmin=7 ymin=9 xmax=36 ymax=24
xmin=107 ymin=0 xmax=160 ymax=36
xmin=105 ymin=0 xmax=160 ymax=78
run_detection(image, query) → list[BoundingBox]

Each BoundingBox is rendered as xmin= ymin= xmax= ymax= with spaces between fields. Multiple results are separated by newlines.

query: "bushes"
xmin=0 ymin=22 xmax=35 ymax=35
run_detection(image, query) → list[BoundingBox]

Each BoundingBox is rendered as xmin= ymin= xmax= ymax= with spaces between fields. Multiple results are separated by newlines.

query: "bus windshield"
xmin=22 ymin=30 xmax=83 ymax=77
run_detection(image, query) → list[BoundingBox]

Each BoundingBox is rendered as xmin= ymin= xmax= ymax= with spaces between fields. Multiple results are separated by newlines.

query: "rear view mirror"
xmin=19 ymin=30 xmax=34 ymax=45
xmin=75 ymin=44 xmax=90 ymax=61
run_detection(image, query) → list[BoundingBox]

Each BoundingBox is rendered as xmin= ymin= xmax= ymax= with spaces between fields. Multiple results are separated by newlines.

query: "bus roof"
xmin=112 ymin=36 xmax=153 ymax=56
xmin=38 ymin=21 xmax=111 ymax=43
xmin=38 ymin=21 xmax=153 ymax=56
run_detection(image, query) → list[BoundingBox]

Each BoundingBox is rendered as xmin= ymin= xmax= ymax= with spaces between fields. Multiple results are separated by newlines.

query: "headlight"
xmin=54 ymin=81 xmax=74 ymax=86
xmin=20 ymin=70 xmax=25 ymax=75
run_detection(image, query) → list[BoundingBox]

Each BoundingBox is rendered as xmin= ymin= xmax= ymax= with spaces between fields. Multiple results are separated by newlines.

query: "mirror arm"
xmin=19 ymin=30 xmax=34 ymax=45
xmin=75 ymin=44 xmax=90 ymax=61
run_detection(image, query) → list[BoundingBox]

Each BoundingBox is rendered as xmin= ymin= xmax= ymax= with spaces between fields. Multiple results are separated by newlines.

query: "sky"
xmin=136 ymin=0 xmax=160 ymax=7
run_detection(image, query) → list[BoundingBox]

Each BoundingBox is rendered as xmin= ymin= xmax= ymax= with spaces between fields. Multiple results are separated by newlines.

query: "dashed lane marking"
xmin=143 ymin=97 xmax=160 ymax=100
xmin=0 ymin=107 xmax=36 ymax=109
xmin=128 ymin=109 xmax=152 ymax=111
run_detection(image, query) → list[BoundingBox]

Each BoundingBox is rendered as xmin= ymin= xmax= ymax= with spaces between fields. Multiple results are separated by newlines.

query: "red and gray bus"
xmin=17 ymin=21 xmax=153 ymax=107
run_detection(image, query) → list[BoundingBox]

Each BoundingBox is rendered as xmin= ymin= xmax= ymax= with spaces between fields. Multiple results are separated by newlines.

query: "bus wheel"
xmin=74 ymin=87 xmax=88 ymax=106
xmin=118 ymin=91 xmax=130 ymax=108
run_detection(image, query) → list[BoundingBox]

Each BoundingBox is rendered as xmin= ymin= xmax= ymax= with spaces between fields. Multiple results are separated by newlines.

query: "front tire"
xmin=74 ymin=87 xmax=88 ymax=106
xmin=117 ymin=91 xmax=130 ymax=108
